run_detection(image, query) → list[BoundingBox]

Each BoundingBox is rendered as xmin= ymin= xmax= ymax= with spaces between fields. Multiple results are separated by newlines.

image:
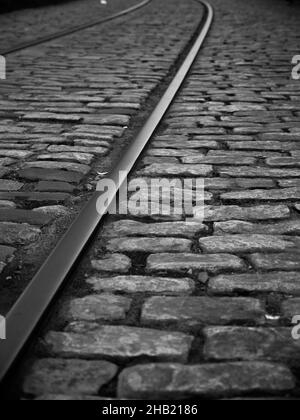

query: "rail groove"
xmin=0 ymin=0 xmax=214 ymax=384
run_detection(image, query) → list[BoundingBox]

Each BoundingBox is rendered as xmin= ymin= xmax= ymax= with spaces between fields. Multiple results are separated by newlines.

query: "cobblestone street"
xmin=0 ymin=0 xmax=202 ymax=311
xmin=1 ymin=0 xmax=300 ymax=401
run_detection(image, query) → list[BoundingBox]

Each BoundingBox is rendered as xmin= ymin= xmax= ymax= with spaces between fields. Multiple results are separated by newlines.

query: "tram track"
xmin=0 ymin=0 xmax=214 ymax=387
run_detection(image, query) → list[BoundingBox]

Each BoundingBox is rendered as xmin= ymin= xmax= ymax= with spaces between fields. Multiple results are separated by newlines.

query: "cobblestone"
xmin=35 ymin=181 xmax=75 ymax=193
xmin=44 ymin=327 xmax=193 ymax=362
xmin=33 ymin=205 xmax=69 ymax=218
xmin=18 ymin=168 xmax=84 ymax=183
xmin=208 ymin=273 xmax=300 ymax=295
xmin=22 ymin=161 xmax=91 ymax=175
xmin=91 ymin=254 xmax=132 ymax=274
xmin=203 ymin=327 xmax=300 ymax=363
xmin=141 ymin=297 xmax=265 ymax=328
xmin=102 ymin=220 xmax=208 ymax=238
xmin=218 ymin=167 xmax=300 ymax=178
xmin=105 ymin=237 xmax=192 ymax=253
xmin=146 ymin=253 xmax=246 ymax=274
xmin=23 ymin=359 xmax=118 ymax=397
xmin=0 ymin=180 xmax=23 ymax=191
xmin=250 ymin=253 xmax=300 ymax=271
xmin=118 ymin=362 xmax=295 ymax=399
xmin=214 ymin=220 xmax=300 ymax=235
xmin=138 ymin=163 xmax=213 ymax=177
xmin=199 ymin=235 xmax=296 ymax=254
xmin=0 ymin=209 xmax=52 ymax=225
xmin=87 ymin=275 xmax=195 ymax=295
xmin=227 ymin=141 xmax=300 ymax=151
xmin=0 ymin=200 xmax=16 ymax=208
xmin=221 ymin=188 xmax=300 ymax=202
xmin=61 ymin=294 xmax=132 ymax=323
xmin=204 ymin=205 xmax=289 ymax=221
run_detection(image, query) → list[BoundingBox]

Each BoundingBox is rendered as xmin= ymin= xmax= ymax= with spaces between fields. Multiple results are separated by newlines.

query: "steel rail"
xmin=0 ymin=0 xmax=214 ymax=383
xmin=0 ymin=0 xmax=151 ymax=56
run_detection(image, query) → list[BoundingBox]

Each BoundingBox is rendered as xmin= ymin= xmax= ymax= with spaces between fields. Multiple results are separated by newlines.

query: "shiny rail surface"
xmin=0 ymin=0 xmax=214 ymax=383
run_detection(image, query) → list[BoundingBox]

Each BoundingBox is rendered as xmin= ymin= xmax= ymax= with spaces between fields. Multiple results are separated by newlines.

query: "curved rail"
xmin=0 ymin=0 xmax=214 ymax=383
xmin=0 ymin=0 xmax=151 ymax=56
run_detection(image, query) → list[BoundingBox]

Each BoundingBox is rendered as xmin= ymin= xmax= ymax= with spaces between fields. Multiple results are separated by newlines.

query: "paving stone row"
xmin=18 ymin=0 xmax=300 ymax=400
xmin=0 ymin=0 xmax=202 ymax=287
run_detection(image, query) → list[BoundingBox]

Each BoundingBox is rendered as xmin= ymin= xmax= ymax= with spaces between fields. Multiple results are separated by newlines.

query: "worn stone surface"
xmin=118 ymin=362 xmax=295 ymax=399
xmin=260 ymin=133 xmax=300 ymax=142
xmin=0 ymin=150 xmax=32 ymax=159
xmin=0 ymin=180 xmax=23 ymax=191
xmin=0 ymin=158 xmax=15 ymax=166
xmin=44 ymin=326 xmax=193 ymax=362
xmin=199 ymin=235 xmax=296 ymax=254
xmin=141 ymin=297 xmax=265 ymax=328
xmin=208 ymin=272 xmax=300 ymax=295
xmin=102 ymin=220 xmax=208 ymax=238
xmin=214 ymin=220 xmax=300 ymax=235
xmin=221 ymin=188 xmax=300 ymax=202
xmin=266 ymin=157 xmax=300 ymax=167
xmin=231 ymin=178 xmax=276 ymax=189
xmin=279 ymin=180 xmax=300 ymax=188
xmin=33 ymin=205 xmax=69 ymax=218
xmin=91 ymin=254 xmax=132 ymax=274
xmin=182 ymin=155 xmax=256 ymax=165
xmin=18 ymin=168 xmax=83 ymax=183
xmin=138 ymin=163 xmax=212 ymax=177
xmin=218 ymin=166 xmax=300 ymax=178
xmin=146 ymin=148 xmax=201 ymax=158
xmin=23 ymin=359 xmax=118 ymax=396
xmin=125 ymin=186 xmax=213 ymax=208
xmin=0 ymin=209 xmax=52 ymax=226
xmin=105 ymin=237 xmax=192 ymax=253
xmin=0 ymin=222 xmax=41 ymax=245
xmin=281 ymin=298 xmax=300 ymax=319
xmin=0 ymin=200 xmax=16 ymax=208
xmin=87 ymin=275 xmax=195 ymax=295
xmin=204 ymin=205 xmax=289 ymax=222
xmin=146 ymin=253 xmax=246 ymax=274
xmin=142 ymin=156 xmax=179 ymax=165
xmin=47 ymin=145 xmax=108 ymax=155
xmin=22 ymin=112 xmax=82 ymax=122
xmin=203 ymin=327 xmax=300 ymax=363
xmin=23 ymin=161 xmax=90 ymax=175
xmin=37 ymin=152 xmax=94 ymax=165
xmin=250 ymin=253 xmax=300 ymax=271
xmin=0 ymin=169 xmax=11 ymax=178
xmin=35 ymin=181 xmax=75 ymax=193
xmin=0 ymin=192 xmax=70 ymax=203
xmin=61 ymin=294 xmax=132 ymax=322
